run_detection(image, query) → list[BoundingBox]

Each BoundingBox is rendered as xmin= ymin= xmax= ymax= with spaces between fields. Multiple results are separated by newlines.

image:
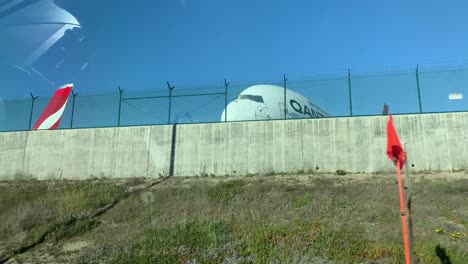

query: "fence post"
xmin=283 ymin=74 xmax=287 ymax=119
xmin=118 ymin=86 xmax=124 ymax=126
xmin=416 ymin=64 xmax=422 ymax=113
xmin=348 ymin=69 xmax=353 ymax=116
xmin=224 ymin=79 xmax=229 ymax=122
xmin=28 ymin=93 xmax=39 ymax=130
xmin=70 ymin=90 xmax=78 ymax=128
xmin=167 ymin=81 xmax=175 ymax=124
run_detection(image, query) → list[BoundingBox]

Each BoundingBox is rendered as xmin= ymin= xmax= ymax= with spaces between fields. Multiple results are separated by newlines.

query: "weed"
xmin=0 ymin=180 xmax=127 ymax=257
xmin=231 ymin=220 xmax=398 ymax=263
xmin=47 ymin=219 xmax=98 ymax=242
xmin=335 ymin=169 xmax=347 ymax=175
xmin=111 ymin=220 xmax=231 ymax=263
xmin=292 ymin=193 xmax=313 ymax=208
xmin=12 ymin=172 xmax=35 ymax=181
xmin=207 ymin=180 xmax=245 ymax=203
xmin=58 ymin=182 xmax=125 ymax=215
xmin=263 ymin=171 xmax=278 ymax=176
xmin=73 ymin=243 xmax=124 ymax=264
xmin=2 ymin=176 xmax=468 ymax=263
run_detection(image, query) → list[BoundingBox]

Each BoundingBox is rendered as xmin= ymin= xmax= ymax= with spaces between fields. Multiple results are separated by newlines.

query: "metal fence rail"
xmin=1 ymin=64 xmax=467 ymax=132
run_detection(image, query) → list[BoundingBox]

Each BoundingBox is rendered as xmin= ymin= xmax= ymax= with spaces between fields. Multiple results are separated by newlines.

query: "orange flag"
xmin=386 ymin=115 xmax=405 ymax=169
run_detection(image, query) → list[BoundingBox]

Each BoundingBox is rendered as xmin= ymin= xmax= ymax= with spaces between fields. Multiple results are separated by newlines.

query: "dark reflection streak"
xmin=0 ymin=0 xmax=17 ymax=8
xmin=0 ymin=22 xmax=81 ymax=28
xmin=0 ymin=0 xmax=40 ymax=20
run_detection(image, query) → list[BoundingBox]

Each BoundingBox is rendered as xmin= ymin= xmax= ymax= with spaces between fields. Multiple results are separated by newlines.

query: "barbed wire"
xmin=3 ymin=61 xmax=468 ymax=100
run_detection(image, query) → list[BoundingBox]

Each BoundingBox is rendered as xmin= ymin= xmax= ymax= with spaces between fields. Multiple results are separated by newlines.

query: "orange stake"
xmin=397 ymin=160 xmax=412 ymax=264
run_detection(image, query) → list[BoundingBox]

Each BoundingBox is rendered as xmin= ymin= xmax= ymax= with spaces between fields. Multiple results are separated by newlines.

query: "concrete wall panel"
xmin=0 ymin=132 xmax=27 ymax=179
xmin=1 ymin=112 xmax=467 ymax=180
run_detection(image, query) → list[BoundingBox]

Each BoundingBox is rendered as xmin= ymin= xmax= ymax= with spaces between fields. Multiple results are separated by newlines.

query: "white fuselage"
xmin=221 ymin=84 xmax=330 ymax=121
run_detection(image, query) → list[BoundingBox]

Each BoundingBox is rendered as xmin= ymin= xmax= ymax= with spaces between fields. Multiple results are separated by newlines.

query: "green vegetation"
xmin=207 ymin=179 xmax=245 ymax=203
xmin=1 ymin=175 xmax=467 ymax=263
xmin=335 ymin=169 xmax=348 ymax=175
xmin=111 ymin=220 xmax=231 ymax=263
xmin=0 ymin=179 xmax=127 ymax=258
xmin=292 ymin=193 xmax=313 ymax=208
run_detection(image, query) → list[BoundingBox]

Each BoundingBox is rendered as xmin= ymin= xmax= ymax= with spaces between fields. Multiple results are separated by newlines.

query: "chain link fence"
xmin=1 ymin=64 xmax=467 ymax=132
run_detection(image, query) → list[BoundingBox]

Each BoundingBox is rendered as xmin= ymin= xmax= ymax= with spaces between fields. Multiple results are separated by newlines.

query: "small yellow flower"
xmin=435 ymin=228 xmax=442 ymax=233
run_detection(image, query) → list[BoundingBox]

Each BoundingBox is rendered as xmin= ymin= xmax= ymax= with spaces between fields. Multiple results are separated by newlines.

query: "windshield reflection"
xmin=0 ymin=0 xmax=87 ymax=96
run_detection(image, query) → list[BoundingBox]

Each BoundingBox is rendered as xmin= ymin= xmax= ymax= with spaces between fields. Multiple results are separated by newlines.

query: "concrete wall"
xmin=1 ymin=112 xmax=467 ymax=180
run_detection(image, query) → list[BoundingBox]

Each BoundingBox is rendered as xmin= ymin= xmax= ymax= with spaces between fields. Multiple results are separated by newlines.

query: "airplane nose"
xmin=221 ymin=100 xmax=260 ymax=121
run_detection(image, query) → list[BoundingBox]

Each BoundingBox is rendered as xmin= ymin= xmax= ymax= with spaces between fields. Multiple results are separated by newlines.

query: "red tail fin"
xmin=32 ymin=84 xmax=73 ymax=130
xmin=382 ymin=103 xmax=389 ymax=115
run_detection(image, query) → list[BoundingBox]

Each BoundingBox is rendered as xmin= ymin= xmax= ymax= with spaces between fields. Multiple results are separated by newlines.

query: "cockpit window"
xmin=237 ymin=94 xmax=264 ymax=103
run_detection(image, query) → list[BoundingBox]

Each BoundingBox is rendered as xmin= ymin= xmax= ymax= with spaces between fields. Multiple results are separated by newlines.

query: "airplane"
xmin=32 ymin=83 xmax=73 ymax=130
xmin=31 ymin=83 xmax=389 ymax=130
xmin=221 ymin=84 xmax=330 ymax=121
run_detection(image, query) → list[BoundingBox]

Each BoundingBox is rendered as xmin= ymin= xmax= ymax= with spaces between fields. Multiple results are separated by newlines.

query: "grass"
xmin=0 ymin=179 xmax=128 ymax=258
xmin=207 ymin=179 xmax=246 ymax=203
xmin=292 ymin=193 xmax=313 ymax=208
xmin=2 ymin=174 xmax=468 ymax=263
xmin=110 ymin=220 xmax=232 ymax=263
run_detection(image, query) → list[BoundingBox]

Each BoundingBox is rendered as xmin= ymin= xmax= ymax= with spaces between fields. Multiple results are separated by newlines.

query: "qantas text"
xmin=290 ymin=99 xmax=324 ymax=118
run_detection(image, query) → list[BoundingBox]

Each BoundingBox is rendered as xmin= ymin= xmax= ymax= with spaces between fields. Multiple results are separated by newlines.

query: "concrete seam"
xmin=169 ymin=124 xmax=177 ymax=177
xmin=21 ymin=131 xmax=29 ymax=175
xmin=146 ymin=127 xmax=152 ymax=178
xmin=300 ymin=120 xmax=304 ymax=170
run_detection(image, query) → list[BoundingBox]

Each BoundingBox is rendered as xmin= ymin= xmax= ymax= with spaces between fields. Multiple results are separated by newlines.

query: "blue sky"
xmin=1 ymin=0 xmax=468 ymax=130
xmin=67 ymin=0 xmax=468 ymax=86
